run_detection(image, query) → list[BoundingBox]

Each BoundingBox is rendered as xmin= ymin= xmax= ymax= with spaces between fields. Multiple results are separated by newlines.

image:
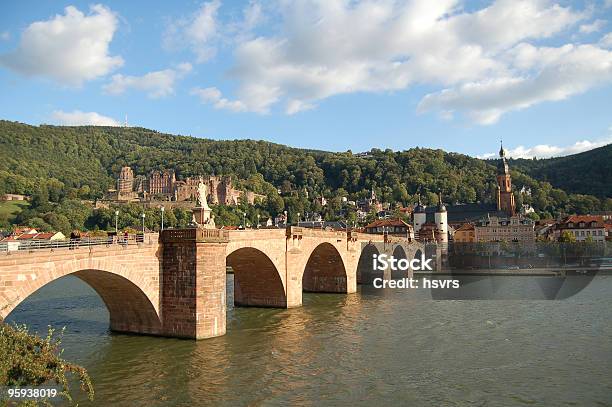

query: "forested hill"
xmin=0 ymin=120 xmax=610 ymax=219
xmin=508 ymin=144 xmax=612 ymax=198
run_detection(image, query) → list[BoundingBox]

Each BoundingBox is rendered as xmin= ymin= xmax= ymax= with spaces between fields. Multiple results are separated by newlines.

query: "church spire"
xmin=499 ymin=139 xmax=505 ymax=158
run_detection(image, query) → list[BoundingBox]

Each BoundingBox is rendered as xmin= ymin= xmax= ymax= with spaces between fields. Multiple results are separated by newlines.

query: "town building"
xmin=453 ymin=223 xmax=475 ymax=243
xmin=474 ymin=215 xmax=535 ymax=242
xmin=0 ymin=194 xmax=28 ymax=201
xmin=555 ymin=215 xmax=606 ymax=242
xmin=365 ymin=218 xmax=414 ymax=240
xmin=534 ymin=219 xmax=556 ymax=241
xmin=357 ymin=187 xmax=383 ymax=213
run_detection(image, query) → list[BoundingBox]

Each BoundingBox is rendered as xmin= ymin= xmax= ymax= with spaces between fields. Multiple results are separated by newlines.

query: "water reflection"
xmin=5 ymin=274 xmax=612 ymax=406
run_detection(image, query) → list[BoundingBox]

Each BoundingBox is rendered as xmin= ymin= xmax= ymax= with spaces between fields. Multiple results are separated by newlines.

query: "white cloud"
xmin=418 ymin=44 xmax=612 ymax=124
xmin=0 ymin=31 xmax=9 ymax=41
xmin=51 ymin=110 xmax=121 ymax=126
xmin=163 ymin=0 xmax=221 ymax=63
xmin=197 ymin=0 xmax=608 ymax=117
xmin=103 ymin=63 xmax=192 ymax=98
xmin=190 ymin=87 xmax=247 ymax=112
xmin=0 ymin=5 xmax=123 ymax=86
xmin=600 ymin=32 xmax=612 ymax=48
xmin=579 ymin=19 xmax=606 ymax=34
xmin=479 ymin=136 xmax=612 ymax=159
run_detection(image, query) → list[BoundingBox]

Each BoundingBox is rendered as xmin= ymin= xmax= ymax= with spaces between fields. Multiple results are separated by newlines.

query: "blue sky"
xmin=0 ymin=0 xmax=611 ymax=158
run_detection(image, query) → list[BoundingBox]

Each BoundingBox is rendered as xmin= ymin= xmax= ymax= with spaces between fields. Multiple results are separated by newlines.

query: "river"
xmin=6 ymin=274 xmax=612 ymax=406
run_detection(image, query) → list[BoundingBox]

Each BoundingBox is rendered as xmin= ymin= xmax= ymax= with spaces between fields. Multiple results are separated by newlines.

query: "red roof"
xmin=12 ymin=227 xmax=37 ymax=235
xmin=560 ymin=215 xmax=604 ymax=228
xmin=16 ymin=234 xmax=36 ymax=240
xmin=33 ymin=232 xmax=57 ymax=240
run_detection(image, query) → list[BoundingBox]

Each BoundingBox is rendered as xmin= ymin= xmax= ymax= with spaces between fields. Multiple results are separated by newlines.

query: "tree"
xmin=392 ymin=184 xmax=409 ymax=205
xmin=526 ymin=212 xmax=540 ymax=221
xmin=30 ymin=186 xmax=49 ymax=210
xmin=28 ymin=217 xmax=52 ymax=232
xmin=266 ymin=193 xmax=284 ymax=216
xmin=559 ymin=230 xmax=576 ymax=243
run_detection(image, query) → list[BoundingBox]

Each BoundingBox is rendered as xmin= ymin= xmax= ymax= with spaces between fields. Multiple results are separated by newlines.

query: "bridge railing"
xmin=0 ymin=233 xmax=159 ymax=254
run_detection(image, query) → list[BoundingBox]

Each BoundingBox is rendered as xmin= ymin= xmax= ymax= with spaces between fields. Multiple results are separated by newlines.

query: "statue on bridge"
xmin=192 ymin=181 xmax=216 ymax=229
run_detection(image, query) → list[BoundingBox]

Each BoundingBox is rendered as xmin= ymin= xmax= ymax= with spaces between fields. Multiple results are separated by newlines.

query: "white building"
xmin=555 ymin=215 xmax=606 ymax=242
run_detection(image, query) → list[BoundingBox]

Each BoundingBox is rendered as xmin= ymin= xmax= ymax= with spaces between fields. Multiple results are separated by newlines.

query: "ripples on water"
xmin=6 ymin=274 xmax=612 ymax=406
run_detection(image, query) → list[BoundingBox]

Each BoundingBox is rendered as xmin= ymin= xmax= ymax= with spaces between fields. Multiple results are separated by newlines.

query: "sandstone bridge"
xmin=0 ymin=227 xmax=434 ymax=339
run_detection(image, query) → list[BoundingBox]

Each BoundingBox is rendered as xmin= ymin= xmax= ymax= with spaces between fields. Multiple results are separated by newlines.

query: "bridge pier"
xmin=160 ymin=229 xmax=228 ymax=339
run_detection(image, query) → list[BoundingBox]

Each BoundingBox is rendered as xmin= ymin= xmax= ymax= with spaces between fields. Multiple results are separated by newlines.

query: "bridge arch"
xmin=414 ymin=248 xmax=423 ymax=261
xmin=357 ymin=243 xmax=381 ymax=285
xmin=3 ymin=268 xmax=162 ymax=335
xmin=391 ymin=245 xmax=408 ymax=280
xmin=302 ymin=242 xmax=348 ymax=293
xmin=226 ymin=247 xmax=287 ymax=307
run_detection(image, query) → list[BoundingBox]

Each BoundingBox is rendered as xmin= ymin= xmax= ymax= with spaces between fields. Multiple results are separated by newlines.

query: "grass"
xmin=0 ymin=200 xmax=29 ymax=221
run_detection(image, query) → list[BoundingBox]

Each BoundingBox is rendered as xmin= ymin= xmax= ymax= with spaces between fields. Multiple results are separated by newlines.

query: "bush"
xmin=0 ymin=324 xmax=94 ymax=406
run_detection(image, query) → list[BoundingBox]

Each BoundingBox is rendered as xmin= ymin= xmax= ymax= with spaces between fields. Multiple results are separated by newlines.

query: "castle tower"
xmin=496 ymin=142 xmax=516 ymax=216
xmin=413 ymin=195 xmax=427 ymax=236
xmin=434 ymin=192 xmax=448 ymax=243
xmin=117 ymin=166 xmax=134 ymax=193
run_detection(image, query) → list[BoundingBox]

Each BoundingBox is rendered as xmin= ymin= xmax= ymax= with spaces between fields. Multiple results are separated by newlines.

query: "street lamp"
xmin=141 ymin=212 xmax=146 ymax=235
xmin=257 ymin=214 xmax=260 ymax=229
xmin=160 ymin=206 xmax=165 ymax=231
xmin=284 ymin=210 xmax=288 ymax=227
xmin=297 ymin=212 xmax=300 ymax=227
xmin=243 ymin=212 xmax=247 ymax=229
xmin=114 ymin=210 xmax=119 ymax=234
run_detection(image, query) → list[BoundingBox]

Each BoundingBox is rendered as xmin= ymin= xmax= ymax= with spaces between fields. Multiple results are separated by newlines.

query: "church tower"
xmin=496 ymin=142 xmax=516 ymax=216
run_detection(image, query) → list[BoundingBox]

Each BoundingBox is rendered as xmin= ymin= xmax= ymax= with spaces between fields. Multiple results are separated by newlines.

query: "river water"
xmin=6 ymin=274 xmax=612 ymax=406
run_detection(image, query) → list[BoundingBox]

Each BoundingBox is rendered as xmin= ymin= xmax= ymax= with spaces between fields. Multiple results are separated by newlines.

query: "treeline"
xmin=0 ymin=120 xmax=610 ymax=232
xmin=507 ymin=144 xmax=612 ymax=198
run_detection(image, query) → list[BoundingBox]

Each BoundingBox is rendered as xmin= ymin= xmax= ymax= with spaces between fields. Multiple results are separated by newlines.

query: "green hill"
xmin=0 ymin=120 xmax=609 ymax=231
xmin=507 ymin=144 xmax=612 ymax=198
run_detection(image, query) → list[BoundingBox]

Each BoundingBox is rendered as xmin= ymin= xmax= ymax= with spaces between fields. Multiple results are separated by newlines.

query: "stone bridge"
xmin=0 ymin=227 xmax=430 ymax=339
